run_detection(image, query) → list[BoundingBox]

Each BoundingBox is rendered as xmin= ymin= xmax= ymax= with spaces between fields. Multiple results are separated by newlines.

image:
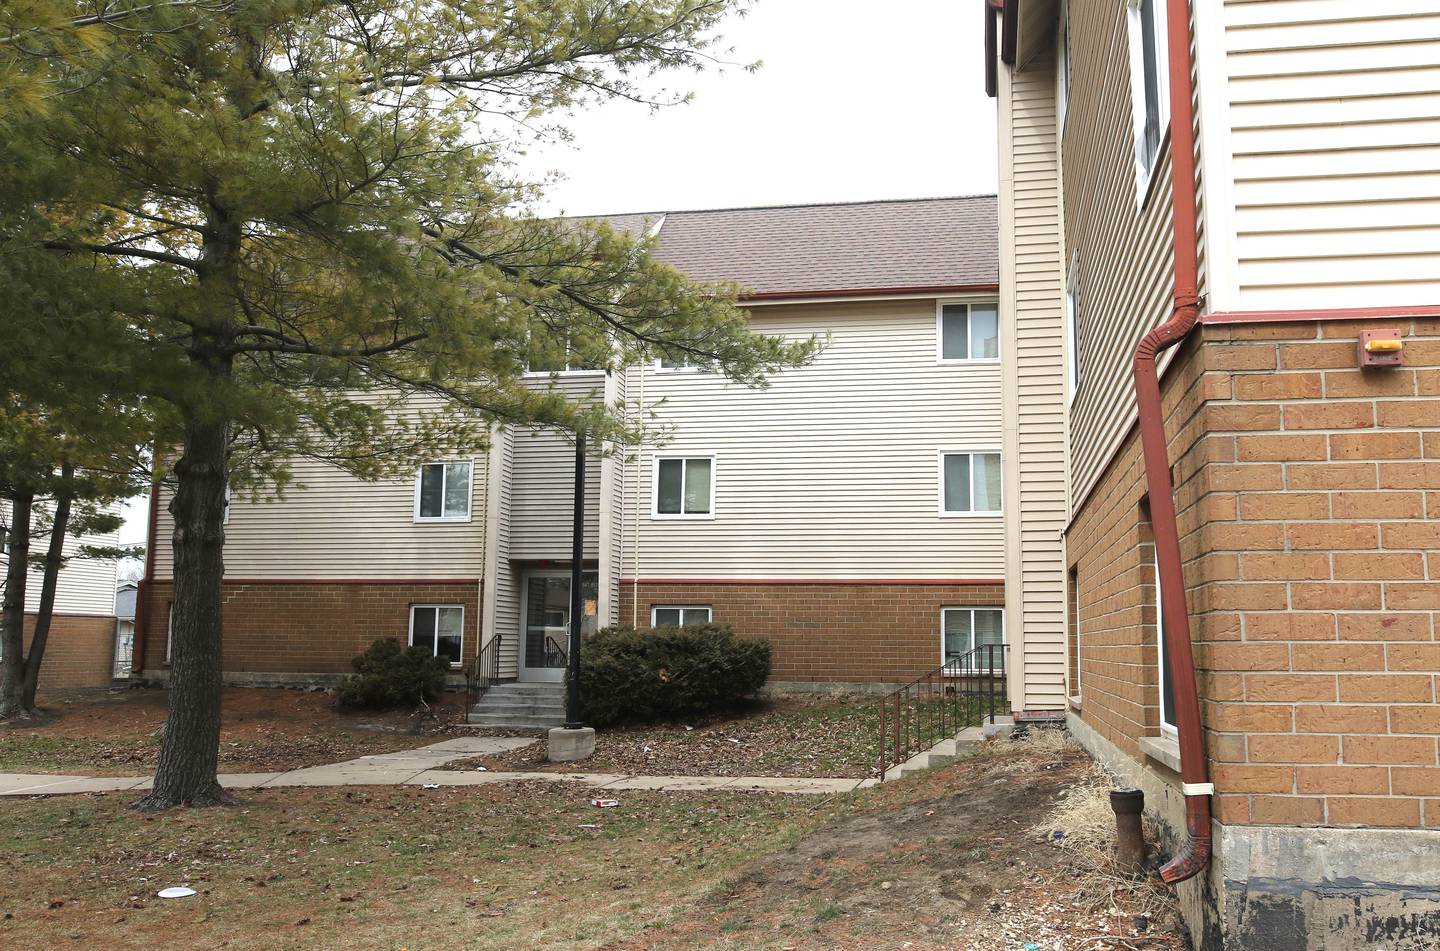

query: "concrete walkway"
xmin=0 ymin=736 xmax=875 ymax=798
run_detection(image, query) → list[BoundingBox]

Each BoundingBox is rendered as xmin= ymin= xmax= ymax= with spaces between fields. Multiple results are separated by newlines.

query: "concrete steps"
xmin=883 ymin=716 xmax=1015 ymax=781
xmin=469 ymin=682 xmax=567 ymax=729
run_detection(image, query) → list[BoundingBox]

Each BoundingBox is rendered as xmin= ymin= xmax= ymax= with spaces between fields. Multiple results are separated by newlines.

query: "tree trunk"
xmin=21 ymin=462 xmax=75 ymax=712
xmin=134 ymin=206 xmax=242 ymax=810
xmin=0 ymin=490 xmax=33 ymax=719
xmin=133 ymin=405 xmax=234 ymax=809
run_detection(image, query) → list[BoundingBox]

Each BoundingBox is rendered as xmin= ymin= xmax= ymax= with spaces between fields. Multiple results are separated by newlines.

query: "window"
xmin=1064 ymin=253 xmax=1082 ymax=402
xmin=651 ymin=606 xmax=712 ymax=627
xmin=941 ymin=452 xmax=1002 ymax=514
xmin=657 ymin=355 xmax=703 ymax=371
xmin=414 ymin=460 xmax=472 ymax=521
xmin=411 ymin=605 xmax=464 ymax=668
xmin=1126 ymin=0 xmax=1170 ymax=200
xmin=942 ymin=607 xmax=1005 ymax=669
xmin=938 ymin=303 xmax=1000 ymax=361
xmin=653 ymin=456 xmax=714 ymax=518
xmin=1057 ymin=0 xmax=1072 ymax=129
xmin=1155 ymin=559 xmax=1177 ymax=735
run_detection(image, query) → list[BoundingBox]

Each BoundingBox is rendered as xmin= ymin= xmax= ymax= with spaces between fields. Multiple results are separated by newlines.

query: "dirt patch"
xmin=449 ymin=695 xmax=883 ymax=778
xmin=603 ymin=735 xmax=1186 ymax=951
xmin=0 ymin=686 xmax=469 ymax=774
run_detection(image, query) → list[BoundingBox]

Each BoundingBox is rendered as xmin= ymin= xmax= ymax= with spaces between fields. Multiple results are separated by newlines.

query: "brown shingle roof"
xmin=584 ymin=195 xmax=997 ymax=299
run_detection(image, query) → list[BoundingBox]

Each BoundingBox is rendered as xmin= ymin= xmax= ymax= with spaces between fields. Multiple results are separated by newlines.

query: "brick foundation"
xmin=618 ymin=580 xmax=1006 ymax=684
xmin=136 ymin=579 xmax=481 ymax=677
xmin=1069 ymin=316 xmax=1440 ymax=829
xmin=20 ymin=612 xmax=116 ymax=691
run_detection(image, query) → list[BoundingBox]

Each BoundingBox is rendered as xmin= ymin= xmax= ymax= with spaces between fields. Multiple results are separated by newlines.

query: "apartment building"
xmin=0 ymin=504 xmax=120 ymax=690
xmin=989 ymin=0 xmax=1440 ymax=947
xmin=134 ymin=197 xmax=1011 ymax=692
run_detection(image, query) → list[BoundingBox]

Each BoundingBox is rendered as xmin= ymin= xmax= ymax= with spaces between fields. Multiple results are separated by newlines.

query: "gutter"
xmin=739 ymin=282 xmax=998 ymax=304
xmin=1130 ymin=0 xmax=1212 ymax=884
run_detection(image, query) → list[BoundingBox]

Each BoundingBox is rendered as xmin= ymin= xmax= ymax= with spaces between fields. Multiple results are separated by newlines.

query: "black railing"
xmin=544 ymin=634 xmax=567 ymax=668
xmin=878 ymin=643 xmax=1007 ymax=780
xmin=466 ymin=635 xmax=502 ymax=709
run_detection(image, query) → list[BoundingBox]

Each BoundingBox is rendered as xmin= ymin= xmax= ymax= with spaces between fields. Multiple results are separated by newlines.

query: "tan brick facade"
xmin=136 ymin=580 xmax=481 ymax=677
xmin=21 ymin=612 xmax=116 ymax=691
xmin=618 ymin=581 xmax=1006 ymax=684
xmin=1070 ymin=317 xmax=1440 ymax=830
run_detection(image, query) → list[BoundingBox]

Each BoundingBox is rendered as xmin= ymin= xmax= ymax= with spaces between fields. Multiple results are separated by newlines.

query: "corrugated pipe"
xmin=1130 ymin=0 xmax=1213 ymax=885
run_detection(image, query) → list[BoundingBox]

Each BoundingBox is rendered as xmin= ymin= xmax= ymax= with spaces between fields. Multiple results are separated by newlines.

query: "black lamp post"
xmin=564 ymin=429 xmax=585 ymax=730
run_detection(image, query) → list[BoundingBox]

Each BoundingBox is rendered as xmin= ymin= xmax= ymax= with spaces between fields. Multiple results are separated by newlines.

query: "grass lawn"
xmin=0 ymin=687 xmax=470 ymax=776
xmin=0 ymin=735 xmax=1184 ymax=951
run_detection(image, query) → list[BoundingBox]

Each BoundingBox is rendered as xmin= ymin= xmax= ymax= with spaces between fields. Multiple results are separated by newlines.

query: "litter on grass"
xmin=421 ymin=783 xmax=440 ymax=789
xmin=157 ymin=887 xmax=196 ymax=899
xmin=591 ymin=798 xmax=620 ymax=808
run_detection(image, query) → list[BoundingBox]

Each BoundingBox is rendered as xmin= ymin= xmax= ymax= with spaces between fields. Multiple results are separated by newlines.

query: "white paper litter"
xmin=157 ymin=886 xmax=196 ymax=899
xmin=422 ymin=783 xmax=440 ymax=789
xmin=591 ymin=798 xmax=620 ymax=808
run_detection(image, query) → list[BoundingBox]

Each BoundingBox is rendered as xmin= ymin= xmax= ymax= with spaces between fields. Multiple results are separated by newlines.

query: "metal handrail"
xmin=544 ymin=634 xmax=567 ymax=668
xmin=877 ymin=643 xmax=1008 ymax=780
xmin=466 ymin=634 xmax=502 ymax=709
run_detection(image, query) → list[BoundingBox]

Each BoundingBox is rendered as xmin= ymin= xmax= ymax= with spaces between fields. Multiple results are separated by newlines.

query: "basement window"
xmin=942 ymin=607 xmax=1005 ymax=670
xmin=1154 ymin=559 xmax=1177 ymax=736
xmin=1126 ymin=0 xmax=1170 ymax=203
xmin=411 ymin=605 xmax=464 ymax=668
xmin=651 ymin=606 xmax=712 ymax=627
xmin=414 ymin=460 xmax=472 ymax=522
xmin=938 ymin=303 xmax=1000 ymax=362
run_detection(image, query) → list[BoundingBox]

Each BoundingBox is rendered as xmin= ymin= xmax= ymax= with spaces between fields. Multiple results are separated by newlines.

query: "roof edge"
xmin=740 ymin=283 xmax=999 ymax=303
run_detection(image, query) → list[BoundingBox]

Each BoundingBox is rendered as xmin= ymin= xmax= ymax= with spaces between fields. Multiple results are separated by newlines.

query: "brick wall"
xmin=20 ymin=612 xmax=116 ymax=691
xmin=137 ymin=580 xmax=481 ymax=676
xmin=1070 ymin=316 xmax=1440 ymax=829
xmin=618 ymin=581 xmax=1007 ymax=684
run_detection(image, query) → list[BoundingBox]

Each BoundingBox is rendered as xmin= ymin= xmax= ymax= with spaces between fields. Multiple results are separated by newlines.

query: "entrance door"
xmin=518 ymin=570 xmax=599 ymax=682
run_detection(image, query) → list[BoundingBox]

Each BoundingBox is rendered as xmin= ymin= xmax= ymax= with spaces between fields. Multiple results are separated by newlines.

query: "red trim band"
xmin=1203 ymin=305 xmax=1440 ymax=325
xmin=147 ymin=577 xmax=481 ymax=586
xmin=739 ymin=283 xmax=998 ymax=302
xmin=622 ymin=577 xmax=1005 ymax=586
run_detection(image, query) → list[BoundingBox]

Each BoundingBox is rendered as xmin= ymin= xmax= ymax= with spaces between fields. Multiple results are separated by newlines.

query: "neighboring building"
xmin=114 ymin=582 xmax=136 ymax=677
xmin=0 ymin=503 xmax=120 ymax=690
xmin=135 ymin=197 xmax=1008 ymax=692
xmin=989 ymin=0 xmax=1440 ymax=947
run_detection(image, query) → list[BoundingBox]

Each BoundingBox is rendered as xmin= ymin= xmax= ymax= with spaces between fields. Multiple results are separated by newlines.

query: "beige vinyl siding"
xmin=1063 ymin=0 xmax=1177 ymax=508
xmin=507 ymin=374 xmax=603 ymax=561
xmin=488 ymin=430 xmax=520 ymax=679
xmin=152 ymin=451 xmax=487 ymax=580
xmin=1000 ymin=52 xmax=1070 ymax=712
xmin=1223 ymin=1 xmax=1440 ymax=309
xmin=620 ymin=299 xmax=1005 ymax=579
xmin=1 ymin=501 xmax=119 ymax=616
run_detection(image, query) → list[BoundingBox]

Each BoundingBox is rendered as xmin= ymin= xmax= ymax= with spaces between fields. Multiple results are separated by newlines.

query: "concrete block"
xmin=547 ymin=727 xmax=596 ymax=763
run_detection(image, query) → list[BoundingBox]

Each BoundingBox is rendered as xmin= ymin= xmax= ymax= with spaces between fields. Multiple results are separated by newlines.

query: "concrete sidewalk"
xmin=0 ymin=736 xmax=875 ymax=798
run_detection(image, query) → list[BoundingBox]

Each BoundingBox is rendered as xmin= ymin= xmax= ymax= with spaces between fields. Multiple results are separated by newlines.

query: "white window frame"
xmin=1069 ymin=570 xmax=1082 ymax=705
xmin=1064 ymin=252 xmax=1082 ymax=404
xmin=938 ymin=450 xmax=1004 ymax=517
xmin=650 ymin=454 xmax=716 ymax=520
xmin=1126 ymin=0 xmax=1171 ymax=206
xmin=935 ymin=300 xmax=1001 ymax=364
xmin=940 ymin=607 xmax=1006 ymax=670
xmin=650 ymin=605 xmax=713 ymax=627
xmin=1155 ymin=559 xmax=1177 ymax=737
xmin=654 ymin=355 xmax=705 ymax=373
xmin=413 ymin=459 xmax=473 ymax=523
xmin=1057 ymin=0 xmax=1072 ymax=130
xmin=409 ymin=603 xmax=465 ymax=669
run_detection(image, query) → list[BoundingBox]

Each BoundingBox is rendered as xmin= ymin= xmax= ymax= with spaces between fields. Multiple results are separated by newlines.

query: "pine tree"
xmin=1 ymin=0 xmax=815 ymax=808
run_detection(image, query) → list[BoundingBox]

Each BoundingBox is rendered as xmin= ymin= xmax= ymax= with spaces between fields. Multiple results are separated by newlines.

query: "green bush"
xmin=579 ymin=624 xmax=770 ymax=727
xmin=337 ymin=637 xmax=449 ymax=710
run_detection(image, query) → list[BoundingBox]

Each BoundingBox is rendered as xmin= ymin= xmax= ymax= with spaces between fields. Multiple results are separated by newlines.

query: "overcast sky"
xmin=119 ymin=0 xmax=997 ymax=559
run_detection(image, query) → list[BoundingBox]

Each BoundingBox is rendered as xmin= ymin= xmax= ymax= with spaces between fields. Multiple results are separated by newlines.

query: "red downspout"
xmin=1131 ymin=0 xmax=1212 ymax=885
